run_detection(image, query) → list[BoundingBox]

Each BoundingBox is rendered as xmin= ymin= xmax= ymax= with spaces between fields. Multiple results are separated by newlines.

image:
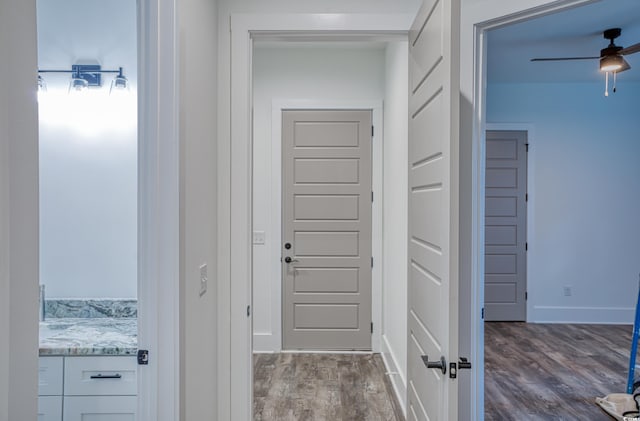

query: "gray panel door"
xmin=485 ymin=130 xmax=528 ymax=321
xmin=282 ymin=109 xmax=372 ymax=350
xmin=407 ymin=0 xmax=460 ymax=418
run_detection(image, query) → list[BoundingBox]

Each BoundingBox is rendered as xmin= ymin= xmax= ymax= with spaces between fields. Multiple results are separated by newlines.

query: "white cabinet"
xmin=64 ymin=396 xmax=136 ymax=421
xmin=38 ymin=396 xmax=63 ymax=421
xmin=64 ymin=356 xmax=137 ymax=396
xmin=38 ymin=356 xmax=137 ymax=421
xmin=39 ymin=357 xmax=64 ymax=396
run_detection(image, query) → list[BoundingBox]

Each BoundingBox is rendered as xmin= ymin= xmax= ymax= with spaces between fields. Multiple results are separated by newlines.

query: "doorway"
xmin=248 ymin=30 xmax=407 ymax=419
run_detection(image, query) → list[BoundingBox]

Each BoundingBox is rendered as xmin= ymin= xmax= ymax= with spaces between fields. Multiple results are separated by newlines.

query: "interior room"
xmin=36 ymin=0 xmax=139 ymax=417
xmin=484 ymin=0 xmax=640 ymax=418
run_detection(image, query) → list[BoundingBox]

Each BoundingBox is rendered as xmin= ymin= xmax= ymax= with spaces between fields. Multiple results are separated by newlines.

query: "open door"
xmin=407 ymin=0 xmax=460 ymax=419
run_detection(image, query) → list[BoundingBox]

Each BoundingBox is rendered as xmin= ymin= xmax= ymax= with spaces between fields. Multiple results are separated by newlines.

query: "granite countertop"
xmin=39 ymin=317 xmax=137 ymax=356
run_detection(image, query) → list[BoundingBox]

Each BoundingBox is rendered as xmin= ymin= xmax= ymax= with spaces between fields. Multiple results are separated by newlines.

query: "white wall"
xmin=252 ymin=45 xmax=386 ymax=351
xmin=0 ymin=0 xmax=39 ymax=419
xmin=381 ymin=40 xmax=409 ymax=412
xmin=37 ymin=0 xmax=138 ymax=299
xmin=487 ymin=82 xmax=640 ymax=323
xmin=178 ymin=0 xmax=219 ymax=418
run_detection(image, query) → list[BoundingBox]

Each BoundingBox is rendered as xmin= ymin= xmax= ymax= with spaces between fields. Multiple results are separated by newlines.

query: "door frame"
xmin=485 ymin=124 xmax=534 ymax=322
xmin=137 ymin=0 xmax=180 ymax=419
xmin=252 ymin=100 xmax=383 ymax=353
xmin=228 ymin=13 xmax=414 ymax=420
xmin=466 ymin=0 xmax=595 ymax=416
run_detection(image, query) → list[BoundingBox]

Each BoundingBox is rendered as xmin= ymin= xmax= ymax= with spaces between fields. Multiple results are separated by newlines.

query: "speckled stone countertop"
xmin=39 ymin=318 xmax=137 ymax=356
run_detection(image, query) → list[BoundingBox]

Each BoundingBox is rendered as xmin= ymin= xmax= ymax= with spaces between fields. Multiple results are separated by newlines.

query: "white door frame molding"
xmin=252 ymin=99 xmax=383 ymax=353
xmin=137 ymin=0 xmax=180 ymax=419
xmin=228 ymin=13 xmax=413 ymax=420
xmin=467 ymin=0 xmax=596 ymax=417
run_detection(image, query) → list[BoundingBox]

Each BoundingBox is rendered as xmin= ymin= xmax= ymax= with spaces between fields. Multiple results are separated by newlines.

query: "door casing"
xmin=253 ymin=100 xmax=384 ymax=353
xmin=228 ymin=14 xmax=415 ymax=421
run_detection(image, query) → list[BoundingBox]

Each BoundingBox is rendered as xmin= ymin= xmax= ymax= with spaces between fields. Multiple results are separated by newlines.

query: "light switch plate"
xmin=253 ymin=231 xmax=266 ymax=245
xmin=199 ymin=263 xmax=208 ymax=296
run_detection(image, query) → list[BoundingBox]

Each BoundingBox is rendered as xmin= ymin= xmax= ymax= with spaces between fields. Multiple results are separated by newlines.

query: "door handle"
xmin=284 ymin=256 xmax=299 ymax=264
xmin=421 ymin=355 xmax=447 ymax=375
xmin=90 ymin=373 xmax=122 ymax=379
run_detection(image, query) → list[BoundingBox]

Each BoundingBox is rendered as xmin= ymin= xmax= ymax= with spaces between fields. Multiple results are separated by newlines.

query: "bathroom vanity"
xmin=38 ymin=307 xmax=138 ymax=420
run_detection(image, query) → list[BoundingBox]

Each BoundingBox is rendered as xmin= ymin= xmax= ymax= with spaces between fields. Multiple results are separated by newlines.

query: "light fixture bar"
xmin=38 ymin=65 xmax=125 ymax=88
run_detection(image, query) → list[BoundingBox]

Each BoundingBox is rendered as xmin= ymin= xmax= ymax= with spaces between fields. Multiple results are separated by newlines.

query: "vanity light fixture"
xmin=38 ymin=64 xmax=129 ymax=94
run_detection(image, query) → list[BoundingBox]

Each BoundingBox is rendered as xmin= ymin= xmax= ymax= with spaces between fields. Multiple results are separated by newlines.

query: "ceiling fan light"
xmin=600 ymin=55 xmax=624 ymax=72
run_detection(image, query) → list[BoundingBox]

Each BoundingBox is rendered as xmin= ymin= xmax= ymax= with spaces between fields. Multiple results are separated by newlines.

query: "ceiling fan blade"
xmin=620 ymin=42 xmax=640 ymax=56
xmin=530 ymin=56 xmax=599 ymax=62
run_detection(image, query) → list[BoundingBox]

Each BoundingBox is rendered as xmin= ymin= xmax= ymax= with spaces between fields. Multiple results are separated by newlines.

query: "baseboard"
xmin=530 ymin=305 xmax=635 ymax=324
xmin=253 ymin=333 xmax=280 ymax=353
xmin=381 ymin=334 xmax=407 ymax=416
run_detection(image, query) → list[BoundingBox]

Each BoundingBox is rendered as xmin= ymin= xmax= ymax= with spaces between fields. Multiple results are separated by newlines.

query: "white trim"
xmin=137 ymin=0 xmax=180 ymax=418
xmin=381 ymin=334 xmax=407 ymax=416
xmin=531 ymin=306 xmax=635 ymax=324
xmin=230 ymin=13 xmax=413 ymax=420
xmin=485 ymin=123 xmax=535 ymax=322
xmin=253 ymin=99 xmax=383 ymax=353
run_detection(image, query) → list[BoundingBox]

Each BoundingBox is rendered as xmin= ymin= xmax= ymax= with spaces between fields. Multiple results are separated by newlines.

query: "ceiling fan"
xmin=531 ymin=28 xmax=640 ymax=95
xmin=531 ymin=28 xmax=640 ymax=74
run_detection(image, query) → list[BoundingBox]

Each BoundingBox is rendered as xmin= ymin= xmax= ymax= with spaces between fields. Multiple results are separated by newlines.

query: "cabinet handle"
xmin=90 ymin=373 xmax=122 ymax=379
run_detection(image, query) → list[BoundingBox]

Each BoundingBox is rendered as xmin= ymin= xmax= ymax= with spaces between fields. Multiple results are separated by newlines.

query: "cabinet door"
xmin=63 ymin=396 xmax=136 ymax=421
xmin=64 ymin=356 xmax=137 ymax=396
xmin=39 ymin=357 xmax=64 ymax=396
xmin=38 ymin=396 xmax=63 ymax=421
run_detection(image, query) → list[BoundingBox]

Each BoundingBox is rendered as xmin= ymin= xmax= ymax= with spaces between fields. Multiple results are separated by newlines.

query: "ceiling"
xmin=487 ymin=0 xmax=640 ymax=83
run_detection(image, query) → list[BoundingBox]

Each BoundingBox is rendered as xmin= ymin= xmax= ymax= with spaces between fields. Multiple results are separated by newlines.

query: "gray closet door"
xmin=485 ymin=130 xmax=528 ymax=321
xmin=282 ymin=109 xmax=372 ymax=350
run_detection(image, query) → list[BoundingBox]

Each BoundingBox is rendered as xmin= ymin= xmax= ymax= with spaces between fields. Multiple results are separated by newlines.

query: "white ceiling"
xmin=487 ymin=0 xmax=640 ymax=83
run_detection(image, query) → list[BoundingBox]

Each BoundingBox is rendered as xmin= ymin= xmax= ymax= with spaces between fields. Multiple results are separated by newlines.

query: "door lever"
xmin=422 ymin=355 xmax=446 ymax=375
xmin=284 ymin=256 xmax=299 ymax=264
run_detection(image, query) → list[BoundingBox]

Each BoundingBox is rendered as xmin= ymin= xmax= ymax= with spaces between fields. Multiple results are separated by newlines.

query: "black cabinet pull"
xmin=90 ymin=373 xmax=122 ymax=379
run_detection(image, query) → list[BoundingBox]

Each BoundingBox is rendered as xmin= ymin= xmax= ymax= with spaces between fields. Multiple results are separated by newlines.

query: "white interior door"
xmin=407 ymin=0 xmax=460 ymax=419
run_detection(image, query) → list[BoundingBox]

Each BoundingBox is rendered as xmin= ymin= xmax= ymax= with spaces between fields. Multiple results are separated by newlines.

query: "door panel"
xmin=407 ymin=0 xmax=460 ymax=419
xmin=484 ymin=130 xmax=527 ymax=321
xmin=282 ymin=110 xmax=372 ymax=350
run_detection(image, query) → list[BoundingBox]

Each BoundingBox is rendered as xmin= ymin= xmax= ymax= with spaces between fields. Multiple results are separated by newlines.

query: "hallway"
xmin=253 ymin=353 xmax=404 ymax=420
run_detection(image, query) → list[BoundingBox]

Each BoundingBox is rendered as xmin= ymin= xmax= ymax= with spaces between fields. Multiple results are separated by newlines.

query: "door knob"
xmin=284 ymin=243 xmax=292 ymax=250
xmin=284 ymin=256 xmax=299 ymax=264
xmin=421 ymin=355 xmax=447 ymax=375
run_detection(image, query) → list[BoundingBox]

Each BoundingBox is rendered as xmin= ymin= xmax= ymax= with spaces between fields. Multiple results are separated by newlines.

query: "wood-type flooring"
xmin=486 ymin=322 xmax=633 ymax=420
xmin=253 ymin=353 xmax=404 ymax=421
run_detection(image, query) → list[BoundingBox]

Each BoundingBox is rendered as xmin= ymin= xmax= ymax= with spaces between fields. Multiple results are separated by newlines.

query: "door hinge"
xmin=525 ymin=143 xmax=529 ymax=152
xmin=525 ymin=242 xmax=528 ymax=251
xmin=247 ymin=305 xmax=251 ymax=317
xmin=371 ymin=191 xmax=374 ymax=202
xmin=372 ymin=125 xmax=374 ymax=137
xmin=137 ymin=349 xmax=149 ymax=365
xmin=371 ymin=322 xmax=373 ymax=334
xmin=525 ymin=292 xmax=528 ymax=301
xmin=481 ymin=308 xmax=485 ymax=320
xmin=371 ymin=257 xmax=374 ymax=268
xmin=526 ymin=193 xmax=529 ymax=202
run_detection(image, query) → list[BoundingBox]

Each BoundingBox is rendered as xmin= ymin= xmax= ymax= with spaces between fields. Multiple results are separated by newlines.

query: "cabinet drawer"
xmin=64 ymin=356 xmax=137 ymax=396
xmin=39 ymin=357 xmax=64 ymax=396
xmin=38 ymin=395 xmax=63 ymax=421
xmin=63 ymin=396 xmax=136 ymax=421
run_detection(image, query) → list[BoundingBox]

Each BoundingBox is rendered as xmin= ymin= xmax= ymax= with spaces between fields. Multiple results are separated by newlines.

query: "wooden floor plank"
xmin=254 ymin=353 xmax=405 ymax=421
xmin=486 ymin=322 xmax=633 ymax=420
